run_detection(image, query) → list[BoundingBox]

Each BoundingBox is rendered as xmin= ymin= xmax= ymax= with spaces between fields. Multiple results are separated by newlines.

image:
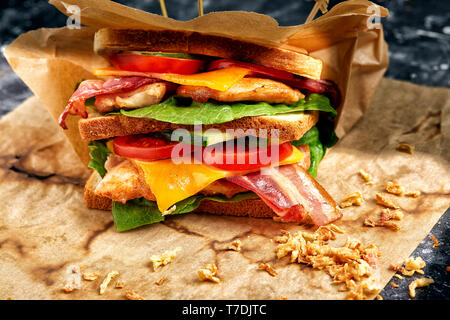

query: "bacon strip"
xmin=58 ymin=76 xmax=158 ymax=129
xmin=226 ymin=164 xmax=342 ymax=225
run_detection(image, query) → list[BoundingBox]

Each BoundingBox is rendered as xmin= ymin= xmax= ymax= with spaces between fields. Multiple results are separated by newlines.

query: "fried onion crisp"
xmin=274 ymin=227 xmax=381 ymax=300
xmin=155 ymin=276 xmax=167 ymax=286
xmin=385 ymin=181 xmax=405 ymax=196
xmin=198 ymin=264 xmax=220 ymax=283
xmin=151 ymin=247 xmax=182 ymax=271
xmin=82 ymin=271 xmax=101 ymax=281
xmin=375 ymin=193 xmax=400 ymax=209
xmin=259 ymin=263 xmax=278 ymax=277
xmin=430 ymin=235 xmax=440 ymax=248
xmin=359 ymin=169 xmax=373 ymax=184
xmin=61 ymin=264 xmax=82 ymax=293
xmin=409 ymin=278 xmax=434 ymax=298
xmin=227 ymin=240 xmax=242 ymax=252
xmin=390 ymin=282 xmax=399 ymax=288
xmin=124 ymin=290 xmax=144 ymax=300
xmin=364 ymin=208 xmax=402 ymax=231
xmin=340 ymin=192 xmax=364 ymax=208
xmin=405 ymin=191 xmax=421 ymax=198
xmin=99 ymin=271 xmax=119 ymax=295
xmin=391 ymin=257 xmax=426 ymax=277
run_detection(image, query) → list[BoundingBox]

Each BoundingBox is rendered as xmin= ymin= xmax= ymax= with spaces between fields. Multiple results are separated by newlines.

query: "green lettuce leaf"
xmin=111 ymin=192 xmax=259 ymax=232
xmin=291 ymin=126 xmax=324 ymax=177
xmin=291 ymin=120 xmax=338 ymax=177
xmin=87 ymin=141 xmax=111 ymax=177
xmin=119 ymin=93 xmax=336 ymax=125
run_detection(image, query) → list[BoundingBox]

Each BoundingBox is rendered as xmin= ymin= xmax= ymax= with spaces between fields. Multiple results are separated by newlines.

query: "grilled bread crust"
xmin=94 ymin=28 xmax=322 ymax=79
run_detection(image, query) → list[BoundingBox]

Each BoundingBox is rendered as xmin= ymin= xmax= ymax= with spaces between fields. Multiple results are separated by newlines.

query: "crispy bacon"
xmin=58 ymin=76 xmax=158 ymax=129
xmin=226 ymin=164 xmax=342 ymax=225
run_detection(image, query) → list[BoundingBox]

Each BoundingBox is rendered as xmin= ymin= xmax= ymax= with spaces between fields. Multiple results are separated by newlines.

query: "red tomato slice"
xmin=113 ymin=135 xmax=187 ymax=162
xmin=208 ymin=59 xmax=294 ymax=81
xmin=110 ymin=52 xmax=204 ymax=74
xmin=200 ymin=141 xmax=294 ymax=171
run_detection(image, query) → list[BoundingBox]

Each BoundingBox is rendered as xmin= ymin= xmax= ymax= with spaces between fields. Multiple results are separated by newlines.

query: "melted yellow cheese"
xmin=133 ymin=147 xmax=304 ymax=213
xmin=93 ymin=67 xmax=250 ymax=91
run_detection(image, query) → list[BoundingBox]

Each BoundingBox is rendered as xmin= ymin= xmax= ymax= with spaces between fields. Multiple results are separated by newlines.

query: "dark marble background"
xmin=0 ymin=0 xmax=449 ymax=300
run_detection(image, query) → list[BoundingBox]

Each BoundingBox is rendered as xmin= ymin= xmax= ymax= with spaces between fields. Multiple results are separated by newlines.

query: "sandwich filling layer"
xmin=60 ymin=50 xmax=342 ymax=230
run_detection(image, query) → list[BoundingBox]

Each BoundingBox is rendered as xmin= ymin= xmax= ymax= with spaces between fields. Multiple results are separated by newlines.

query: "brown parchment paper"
xmin=4 ymin=0 xmax=389 ymax=165
xmin=0 ymin=78 xmax=449 ymax=300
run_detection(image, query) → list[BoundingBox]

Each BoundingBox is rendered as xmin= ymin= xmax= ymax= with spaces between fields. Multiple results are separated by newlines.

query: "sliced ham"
xmin=58 ymin=76 xmax=159 ymax=129
xmin=226 ymin=164 xmax=341 ymax=225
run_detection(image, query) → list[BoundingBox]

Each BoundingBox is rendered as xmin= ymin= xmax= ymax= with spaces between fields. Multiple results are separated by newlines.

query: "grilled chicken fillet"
xmin=177 ymin=77 xmax=304 ymax=104
xmin=94 ymin=82 xmax=169 ymax=113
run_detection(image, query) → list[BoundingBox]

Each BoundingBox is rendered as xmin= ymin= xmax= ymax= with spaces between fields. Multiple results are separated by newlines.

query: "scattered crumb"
xmin=258 ymin=263 xmax=278 ymax=277
xmin=359 ymin=169 xmax=373 ymax=184
xmin=274 ymin=229 xmax=381 ymax=300
xmin=155 ymin=276 xmax=167 ymax=286
xmin=340 ymin=192 xmax=364 ymax=208
xmin=376 ymin=294 xmax=383 ymax=300
xmin=115 ymin=281 xmax=126 ymax=289
xmin=390 ymin=282 xmax=399 ymax=288
xmin=99 ymin=271 xmax=119 ymax=295
xmin=280 ymin=296 xmax=288 ymax=300
xmin=375 ymin=193 xmax=400 ymax=209
xmin=124 ymin=290 xmax=144 ymax=300
xmin=198 ymin=264 xmax=220 ymax=283
xmin=397 ymin=143 xmax=414 ymax=155
xmin=385 ymin=181 xmax=405 ymax=196
xmin=405 ymin=191 xmax=421 ymax=198
xmin=393 ymin=274 xmax=403 ymax=280
xmin=61 ymin=264 xmax=82 ymax=293
xmin=151 ymin=247 xmax=182 ymax=271
xmin=227 ymin=239 xmax=242 ymax=252
xmin=82 ymin=271 xmax=101 ymax=281
xmin=430 ymin=235 xmax=440 ymax=248
xmin=408 ymin=278 xmax=434 ymax=298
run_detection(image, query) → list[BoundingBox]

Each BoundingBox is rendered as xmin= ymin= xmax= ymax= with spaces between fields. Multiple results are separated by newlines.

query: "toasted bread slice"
xmin=94 ymin=29 xmax=323 ymax=80
xmin=79 ymin=111 xmax=318 ymax=141
xmin=85 ymin=171 xmax=275 ymax=218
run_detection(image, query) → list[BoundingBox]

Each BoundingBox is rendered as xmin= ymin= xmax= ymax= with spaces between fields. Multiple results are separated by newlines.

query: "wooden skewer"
xmin=158 ymin=0 xmax=168 ymax=18
xmin=198 ymin=0 xmax=204 ymax=16
xmin=305 ymin=0 xmax=329 ymax=24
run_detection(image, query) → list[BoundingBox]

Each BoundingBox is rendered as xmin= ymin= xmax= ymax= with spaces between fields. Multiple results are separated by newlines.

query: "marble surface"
xmin=0 ymin=0 xmax=448 ymax=300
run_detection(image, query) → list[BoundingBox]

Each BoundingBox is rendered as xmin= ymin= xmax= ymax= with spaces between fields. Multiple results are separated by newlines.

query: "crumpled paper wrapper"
xmin=0 ymin=78 xmax=448 ymax=300
xmin=4 ymin=0 xmax=389 ymax=165
xmin=1 ymin=0 xmax=448 ymax=300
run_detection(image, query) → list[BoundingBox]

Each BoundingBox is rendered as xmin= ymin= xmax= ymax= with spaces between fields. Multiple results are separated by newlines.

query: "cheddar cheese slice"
xmin=133 ymin=147 xmax=304 ymax=213
xmin=93 ymin=67 xmax=250 ymax=91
